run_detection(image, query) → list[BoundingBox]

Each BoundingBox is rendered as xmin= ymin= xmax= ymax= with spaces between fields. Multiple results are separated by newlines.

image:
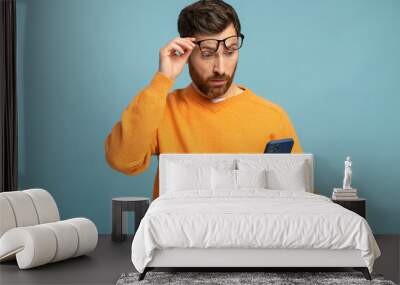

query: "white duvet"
xmin=131 ymin=189 xmax=381 ymax=273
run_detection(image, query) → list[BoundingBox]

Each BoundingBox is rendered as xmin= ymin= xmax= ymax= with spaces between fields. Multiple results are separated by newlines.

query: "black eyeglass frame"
xmin=194 ymin=33 xmax=245 ymax=54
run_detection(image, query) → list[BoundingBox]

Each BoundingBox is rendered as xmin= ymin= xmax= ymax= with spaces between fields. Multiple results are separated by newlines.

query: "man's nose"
xmin=212 ymin=50 xmax=226 ymax=75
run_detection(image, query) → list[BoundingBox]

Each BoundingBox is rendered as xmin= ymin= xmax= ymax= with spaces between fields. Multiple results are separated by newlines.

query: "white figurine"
xmin=342 ymin=156 xmax=352 ymax=190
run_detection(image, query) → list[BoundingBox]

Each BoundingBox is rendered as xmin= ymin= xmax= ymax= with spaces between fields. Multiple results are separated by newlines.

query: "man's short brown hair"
xmin=178 ymin=0 xmax=241 ymax=38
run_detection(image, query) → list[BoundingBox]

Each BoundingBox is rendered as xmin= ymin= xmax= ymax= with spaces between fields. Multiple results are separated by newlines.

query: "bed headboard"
xmin=159 ymin=153 xmax=314 ymax=196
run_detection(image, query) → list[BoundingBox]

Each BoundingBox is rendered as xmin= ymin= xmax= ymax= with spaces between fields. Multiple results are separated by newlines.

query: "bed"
xmin=131 ymin=154 xmax=381 ymax=281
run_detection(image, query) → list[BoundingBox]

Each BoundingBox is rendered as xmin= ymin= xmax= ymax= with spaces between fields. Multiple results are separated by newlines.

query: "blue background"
xmin=16 ymin=0 xmax=400 ymax=234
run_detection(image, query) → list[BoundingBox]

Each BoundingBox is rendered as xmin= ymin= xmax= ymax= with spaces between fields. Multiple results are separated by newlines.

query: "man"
xmin=104 ymin=0 xmax=303 ymax=200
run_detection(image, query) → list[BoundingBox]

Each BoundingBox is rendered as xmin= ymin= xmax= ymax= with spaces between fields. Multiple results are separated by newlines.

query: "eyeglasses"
xmin=194 ymin=33 xmax=245 ymax=56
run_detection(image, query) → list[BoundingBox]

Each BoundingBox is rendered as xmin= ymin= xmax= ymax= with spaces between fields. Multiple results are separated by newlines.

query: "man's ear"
xmin=187 ymin=54 xmax=193 ymax=64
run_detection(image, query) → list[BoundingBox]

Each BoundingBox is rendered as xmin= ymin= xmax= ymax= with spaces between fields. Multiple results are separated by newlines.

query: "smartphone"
xmin=264 ymin=138 xmax=294 ymax=153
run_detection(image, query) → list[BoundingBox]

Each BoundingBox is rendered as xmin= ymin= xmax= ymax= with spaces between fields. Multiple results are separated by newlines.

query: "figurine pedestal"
xmin=333 ymin=188 xmax=357 ymax=192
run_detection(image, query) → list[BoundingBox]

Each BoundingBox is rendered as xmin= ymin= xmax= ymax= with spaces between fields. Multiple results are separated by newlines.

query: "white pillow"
xmin=211 ymin=168 xmax=237 ymax=190
xmin=167 ymin=162 xmax=212 ymax=191
xmin=211 ymin=168 xmax=268 ymax=190
xmin=265 ymin=162 xmax=308 ymax=191
xmin=237 ymin=158 xmax=310 ymax=191
xmin=236 ymin=169 xmax=268 ymax=188
xmin=167 ymin=158 xmax=236 ymax=170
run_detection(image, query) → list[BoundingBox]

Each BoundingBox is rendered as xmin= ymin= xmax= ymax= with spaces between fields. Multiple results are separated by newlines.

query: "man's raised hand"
xmin=158 ymin=37 xmax=196 ymax=81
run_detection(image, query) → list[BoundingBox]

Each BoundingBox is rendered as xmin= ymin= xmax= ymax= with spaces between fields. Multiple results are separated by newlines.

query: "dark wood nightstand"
xmin=332 ymin=198 xmax=366 ymax=218
xmin=112 ymin=197 xmax=150 ymax=242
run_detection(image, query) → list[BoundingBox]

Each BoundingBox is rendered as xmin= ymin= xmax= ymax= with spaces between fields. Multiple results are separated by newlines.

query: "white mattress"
xmin=131 ymin=189 xmax=380 ymax=273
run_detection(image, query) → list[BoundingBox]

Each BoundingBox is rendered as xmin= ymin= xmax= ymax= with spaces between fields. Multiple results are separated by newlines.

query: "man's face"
xmin=188 ymin=23 xmax=240 ymax=99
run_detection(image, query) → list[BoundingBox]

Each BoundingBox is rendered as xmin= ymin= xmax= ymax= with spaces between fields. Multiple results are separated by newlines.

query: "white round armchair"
xmin=0 ymin=188 xmax=98 ymax=269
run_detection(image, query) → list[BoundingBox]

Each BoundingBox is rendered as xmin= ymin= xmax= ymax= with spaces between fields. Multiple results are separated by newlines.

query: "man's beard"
xmin=189 ymin=63 xmax=237 ymax=100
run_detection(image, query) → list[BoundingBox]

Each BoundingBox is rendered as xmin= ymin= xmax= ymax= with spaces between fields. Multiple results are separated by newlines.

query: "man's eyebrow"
xmin=196 ymin=35 xmax=238 ymax=42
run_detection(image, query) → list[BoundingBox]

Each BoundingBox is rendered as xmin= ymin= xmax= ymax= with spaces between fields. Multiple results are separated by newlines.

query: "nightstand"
xmin=112 ymin=197 xmax=150 ymax=242
xmin=332 ymin=198 xmax=366 ymax=218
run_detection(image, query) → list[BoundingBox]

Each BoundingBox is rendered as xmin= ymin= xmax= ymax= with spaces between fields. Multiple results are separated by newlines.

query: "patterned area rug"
xmin=116 ymin=271 xmax=396 ymax=285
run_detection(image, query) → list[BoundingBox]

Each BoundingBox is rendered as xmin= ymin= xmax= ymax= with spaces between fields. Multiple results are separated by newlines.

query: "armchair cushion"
xmin=0 ymin=189 xmax=97 ymax=269
xmin=0 ymin=218 xmax=97 ymax=269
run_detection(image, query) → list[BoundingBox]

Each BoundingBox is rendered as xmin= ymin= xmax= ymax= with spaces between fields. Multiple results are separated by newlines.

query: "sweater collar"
xmin=184 ymin=82 xmax=250 ymax=112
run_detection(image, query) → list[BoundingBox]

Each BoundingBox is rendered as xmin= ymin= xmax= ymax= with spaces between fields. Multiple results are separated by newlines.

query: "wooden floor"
xmin=0 ymin=235 xmax=398 ymax=285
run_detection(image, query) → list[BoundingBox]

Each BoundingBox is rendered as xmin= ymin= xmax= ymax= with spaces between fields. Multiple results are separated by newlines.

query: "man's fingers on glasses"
xmin=170 ymin=44 xmax=185 ymax=55
xmin=173 ymin=42 xmax=194 ymax=54
xmin=177 ymin=37 xmax=196 ymax=45
xmin=175 ymin=37 xmax=195 ymax=45
xmin=187 ymin=38 xmax=197 ymax=45
xmin=176 ymin=38 xmax=195 ymax=49
xmin=172 ymin=44 xmax=193 ymax=57
xmin=183 ymin=37 xmax=196 ymax=42
xmin=185 ymin=39 xmax=196 ymax=47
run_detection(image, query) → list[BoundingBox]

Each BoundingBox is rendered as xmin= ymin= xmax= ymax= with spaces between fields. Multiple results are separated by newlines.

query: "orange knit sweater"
xmin=104 ymin=72 xmax=303 ymax=200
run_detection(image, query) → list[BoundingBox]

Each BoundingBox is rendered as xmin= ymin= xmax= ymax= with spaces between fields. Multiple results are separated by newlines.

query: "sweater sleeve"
xmin=278 ymin=109 xmax=303 ymax=154
xmin=104 ymin=72 xmax=174 ymax=175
